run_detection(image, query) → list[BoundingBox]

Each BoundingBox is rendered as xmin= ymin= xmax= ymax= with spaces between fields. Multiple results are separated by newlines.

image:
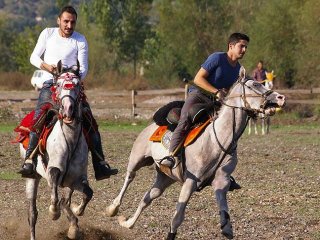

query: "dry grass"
xmin=0 ymin=72 xmax=31 ymax=90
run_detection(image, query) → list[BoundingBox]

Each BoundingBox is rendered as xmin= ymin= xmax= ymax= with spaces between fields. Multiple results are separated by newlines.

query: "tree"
xmin=11 ymin=26 xmax=42 ymax=74
xmin=245 ymin=0 xmax=301 ymax=88
xmin=0 ymin=14 xmax=16 ymax=71
xmin=88 ymin=0 xmax=153 ymax=79
xmin=295 ymin=0 xmax=320 ymax=88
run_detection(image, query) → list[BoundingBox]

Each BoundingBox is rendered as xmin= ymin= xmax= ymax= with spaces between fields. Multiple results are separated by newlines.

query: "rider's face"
xmin=229 ymin=40 xmax=248 ymax=60
xmin=57 ymin=12 xmax=77 ymax=38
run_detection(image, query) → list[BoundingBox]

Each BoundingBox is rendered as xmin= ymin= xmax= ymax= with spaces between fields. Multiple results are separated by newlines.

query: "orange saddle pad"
xmin=149 ymin=119 xmax=211 ymax=147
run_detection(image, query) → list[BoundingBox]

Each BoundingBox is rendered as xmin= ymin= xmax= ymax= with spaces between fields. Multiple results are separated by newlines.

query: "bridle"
xmin=54 ymin=72 xmax=83 ymax=122
xmin=213 ymin=76 xmax=274 ymax=155
xmin=222 ymin=76 xmax=274 ymax=118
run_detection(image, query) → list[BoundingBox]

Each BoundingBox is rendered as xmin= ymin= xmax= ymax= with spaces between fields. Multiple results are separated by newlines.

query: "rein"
xmin=54 ymin=71 xmax=84 ymax=185
xmin=221 ymin=78 xmax=274 ymax=118
xmin=59 ymin=121 xmax=83 ymax=186
xmin=197 ymin=78 xmax=271 ymax=191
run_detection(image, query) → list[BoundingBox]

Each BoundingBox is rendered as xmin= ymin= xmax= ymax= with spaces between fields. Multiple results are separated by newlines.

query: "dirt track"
xmin=0 ymin=90 xmax=320 ymax=239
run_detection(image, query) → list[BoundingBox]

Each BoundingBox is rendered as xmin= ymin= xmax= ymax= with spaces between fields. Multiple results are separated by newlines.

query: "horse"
xmin=248 ymin=70 xmax=276 ymax=135
xmin=19 ymin=61 xmax=92 ymax=240
xmin=105 ymin=67 xmax=286 ymax=239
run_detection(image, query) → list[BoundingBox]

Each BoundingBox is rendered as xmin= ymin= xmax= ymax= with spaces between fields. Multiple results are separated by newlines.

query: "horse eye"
xmin=253 ymin=82 xmax=260 ymax=87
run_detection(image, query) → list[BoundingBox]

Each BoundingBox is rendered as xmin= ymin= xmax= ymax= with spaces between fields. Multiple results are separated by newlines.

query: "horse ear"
xmin=57 ymin=60 xmax=62 ymax=75
xmin=239 ymin=66 xmax=246 ymax=80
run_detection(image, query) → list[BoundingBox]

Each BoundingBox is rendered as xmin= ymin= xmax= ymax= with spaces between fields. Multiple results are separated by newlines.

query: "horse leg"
xmin=71 ymin=179 xmax=93 ymax=216
xmin=167 ymin=178 xmax=197 ymax=240
xmin=266 ymin=116 xmax=270 ymax=134
xmin=26 ymin=177 xmax=41 ymax=240
xmin=254 ymin=119 xmax=258 ymax=135
xmin=106 ymin=156 xmax=153 ymax=217
xmin=212 ymin=154 xmax=237 ymax=239
xmin=248 ymin=119 xmax=252 ymax=135
xmin=118 ymin=171 xmax=174 ymax=229
xmin=261 ymin=118 xmax=265 ymax=135
xmin=105 ymin=170 xmax=136 ymax=217
xmin=48 ymin=167 xmax=61 ymax=220
xmin=63 ymin=187 xmax=74 ymax=207
xmin=60 ymin=197 xmax=80 ymax=240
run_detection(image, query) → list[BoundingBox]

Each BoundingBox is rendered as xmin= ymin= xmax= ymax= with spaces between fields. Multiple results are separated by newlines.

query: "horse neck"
xmin=58 ymin=120 xmax=83 ymax=145
xmin=209 ymin=97 xmax=248 ymax=145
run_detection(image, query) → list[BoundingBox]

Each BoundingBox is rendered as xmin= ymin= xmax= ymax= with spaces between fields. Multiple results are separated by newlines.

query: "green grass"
xmin=0 ymin=122 xmax=17 ymax=133
xmin=0 ymin=119 xmax=151 ymax=133
xmin=0 ymin=171 xmax=20 ymax=180
xmin=95 ymin=119 xmax=150 ymax=132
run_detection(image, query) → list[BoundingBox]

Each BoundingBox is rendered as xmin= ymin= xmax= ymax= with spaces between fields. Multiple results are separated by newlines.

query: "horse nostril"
xmin=277 ymin=95 xmax=285 ymax=100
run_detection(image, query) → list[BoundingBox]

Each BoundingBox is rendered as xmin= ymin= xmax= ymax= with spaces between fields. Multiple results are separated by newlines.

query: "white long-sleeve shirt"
xmin=30 ymin=27 xmax=88 ymax=82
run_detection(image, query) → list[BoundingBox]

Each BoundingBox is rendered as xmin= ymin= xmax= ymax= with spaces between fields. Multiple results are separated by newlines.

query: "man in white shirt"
xmin=19 ymin=6 xmax=118 ymax=180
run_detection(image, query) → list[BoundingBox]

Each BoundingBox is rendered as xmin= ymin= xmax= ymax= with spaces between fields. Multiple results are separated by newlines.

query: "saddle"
xmin=150 ymin=100 xmax=219 ymax=182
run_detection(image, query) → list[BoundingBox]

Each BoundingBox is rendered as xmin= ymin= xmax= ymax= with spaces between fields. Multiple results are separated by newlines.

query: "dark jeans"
xmin=33 ymin=80 xmax=55 ymax=124
xmin=169 ymin=90 xmax=212 ymax=153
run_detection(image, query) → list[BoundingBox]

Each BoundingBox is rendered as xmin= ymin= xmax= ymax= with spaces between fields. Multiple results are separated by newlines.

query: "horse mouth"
xmin=63 ymin=117 xmax=73 ymax=124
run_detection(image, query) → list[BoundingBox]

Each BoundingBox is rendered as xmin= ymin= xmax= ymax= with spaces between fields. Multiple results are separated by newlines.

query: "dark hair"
xmin=59 ymin=5 xmax=77 ymax=19
xmin=258 ymin=60 xmax=264 ymax=64
xmin=228 ymin=32 xmax=250 ymax=48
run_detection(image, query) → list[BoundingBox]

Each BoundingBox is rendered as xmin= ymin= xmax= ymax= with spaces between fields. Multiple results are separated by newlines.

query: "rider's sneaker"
xmin=229 ymin=176 xmax=241 ymax=191
xmin=18 ymin=163 xmax=37 ymax=178
xmin=94 ymin=164 xmax=118 ymax=181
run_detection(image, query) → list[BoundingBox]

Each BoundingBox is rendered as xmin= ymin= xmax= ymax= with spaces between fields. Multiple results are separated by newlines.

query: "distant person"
xmin=18 ymin=5 xmax=118 ymax=180
xmin=161 ymin=32 xmax=250 ymax=190
xmin=252 ymin=60 xmax=267 ymax=83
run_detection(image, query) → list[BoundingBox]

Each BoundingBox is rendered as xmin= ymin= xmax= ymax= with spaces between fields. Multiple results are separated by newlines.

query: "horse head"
xmin=55 ymin=60 xmax=82 ymax=124
xmin=226 ymin=66 xmax=285 ymax=118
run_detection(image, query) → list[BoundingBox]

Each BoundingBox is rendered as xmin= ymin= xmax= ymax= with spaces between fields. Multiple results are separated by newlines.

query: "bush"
xmin=0 ymin=72 xmax=32 ymax=90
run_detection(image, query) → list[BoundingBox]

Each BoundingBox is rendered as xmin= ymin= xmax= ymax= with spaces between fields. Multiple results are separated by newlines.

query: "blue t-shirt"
xmin=201 ymin=52 xmax=241 ymax=89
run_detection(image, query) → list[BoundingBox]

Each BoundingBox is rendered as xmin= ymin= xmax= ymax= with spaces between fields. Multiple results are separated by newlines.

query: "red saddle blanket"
xmin=149 ymin=119 xmax=211 ymax=147
xmin=12 ymin=110 xmax=54 ymax=151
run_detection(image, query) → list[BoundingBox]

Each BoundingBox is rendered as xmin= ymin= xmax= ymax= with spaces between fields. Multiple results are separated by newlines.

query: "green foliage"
xmin=89 ymin=0 xmax=153 ymax=78
xmin=244 ymin=0 xmax=301 ymax=88
xmin=11 ymin=26 xmax=42 ymax=74
xmin=0 ymin=14 xmax=16 ymax=71
xmin=295 ymin=0 xmax=320 ymax=88
xmin=0 ymin=0 xmax=320 ymax=89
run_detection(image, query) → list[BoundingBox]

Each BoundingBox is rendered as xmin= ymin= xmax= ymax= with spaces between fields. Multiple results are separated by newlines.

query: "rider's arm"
xmin=194 ymin=67 xmax=219 ymax=95
xmin=77 ymin=36 xmax=89 ymax=80
xmin=30 ymin=28 xmax=56 ymax=74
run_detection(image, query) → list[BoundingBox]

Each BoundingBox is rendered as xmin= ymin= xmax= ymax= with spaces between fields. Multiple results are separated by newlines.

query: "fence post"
xmin=131 ymin=89 xmax=137 ymax=118
xmin=184 ymin=84 xmax=189 ymax=99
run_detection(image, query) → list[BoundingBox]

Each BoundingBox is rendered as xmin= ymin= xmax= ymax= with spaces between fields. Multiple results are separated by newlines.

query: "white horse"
xmin=105 ymin=67 xmax=286 ymax=239
xmin=248 ymin=70 xmax=276 ymax=135
xmin=20 ymin=61 xmax=92 ymax=240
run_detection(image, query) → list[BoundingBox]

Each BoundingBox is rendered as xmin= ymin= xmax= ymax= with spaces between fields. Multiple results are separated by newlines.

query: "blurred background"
xmin=0 ymin=0 xmax=318 ymax=91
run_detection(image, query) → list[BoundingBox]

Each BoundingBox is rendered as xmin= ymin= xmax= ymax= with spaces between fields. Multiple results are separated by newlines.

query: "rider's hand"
xmin=216 ymin=88 xmax=228 ymax=101
xmin=41 ymin=62 xmax=56 ymax=74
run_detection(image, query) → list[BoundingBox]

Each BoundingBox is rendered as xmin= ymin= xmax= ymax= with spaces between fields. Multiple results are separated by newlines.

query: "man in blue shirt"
xmin=162 ymin=32 xmax=250 ymax=190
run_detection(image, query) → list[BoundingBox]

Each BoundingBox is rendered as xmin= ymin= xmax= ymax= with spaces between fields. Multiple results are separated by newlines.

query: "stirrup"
xmin=157 ymin=156 xmax=176 ymax=168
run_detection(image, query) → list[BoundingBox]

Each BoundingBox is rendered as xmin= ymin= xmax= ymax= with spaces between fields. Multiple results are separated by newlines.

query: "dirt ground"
xmin=0 ymin=90 xmax=319 ymax=240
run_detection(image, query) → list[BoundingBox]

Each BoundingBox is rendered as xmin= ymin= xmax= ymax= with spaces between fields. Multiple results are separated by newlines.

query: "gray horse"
xmin=105 ymin=67 xmax=286 ymax=239
xmin=20 ymin=61 xmax=92 ymax=240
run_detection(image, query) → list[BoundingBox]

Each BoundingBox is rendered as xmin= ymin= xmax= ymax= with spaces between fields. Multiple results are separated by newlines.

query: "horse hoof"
xmin=67 ymin=225 xmax=80 ymax=239
xmin=221 ymin=222 xmax=233 ymax=239
xmin=49 ymin=205 xmax=61 ymax=220
xmin=71 ymin=203 xmax=84 ymax=216
xmin=105 ymin=204 xmax=119 ymax=217
xmin=118 ymin=215 xmax=127 ymax=225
